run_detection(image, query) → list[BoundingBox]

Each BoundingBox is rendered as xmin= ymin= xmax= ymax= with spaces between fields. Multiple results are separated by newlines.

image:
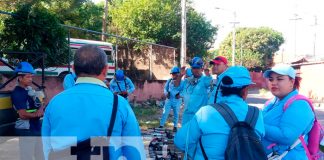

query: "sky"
xmin=192 ymin=0 xmax=324 ymax=61
xmin=93 ymin=0 xmax=324 ymax=61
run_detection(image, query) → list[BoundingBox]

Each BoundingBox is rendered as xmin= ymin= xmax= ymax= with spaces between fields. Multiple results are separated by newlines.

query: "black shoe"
xmin=173 ymin=127 xmax=177 ymax=132
xmin=159 ymin=126 xmax=163 ymax=128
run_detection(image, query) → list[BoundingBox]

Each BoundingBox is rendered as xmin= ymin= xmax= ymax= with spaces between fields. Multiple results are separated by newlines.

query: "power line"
xmin=0 ymin=10 xmax=176 ymax=49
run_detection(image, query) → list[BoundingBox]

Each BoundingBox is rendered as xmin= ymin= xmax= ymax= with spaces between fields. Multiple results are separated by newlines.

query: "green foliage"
xmin=187 ymin=8 xmax=217 ymax=58
xmin=110 ymin=0 xmax=180 ymax=43
xmin=110 ymin=0 xmax=217 ymax=59
xmin=1 ymin=0 xmax=217 ymax=66
xmin=45 ymin=0 xmax=103 ymax=40
xmin=0 ymin=4 xmax=69 ymax=67
xmin=218 ymin=27 xmax=284 ymax=70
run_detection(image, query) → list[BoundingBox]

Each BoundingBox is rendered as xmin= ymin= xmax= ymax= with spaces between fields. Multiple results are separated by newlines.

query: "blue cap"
xmin=189 ymin=57 xmax=204 ymax=69
xmin=263 ymin=64 xmax=296 ymax=79
xmin=14 ymin=62 xmax=36 ymax=74
xmin=186 ymin=68 xmax=193 ymax=77
xmin=170 ymin=66 xmax=180 ymax=74
xmin=115 ymin=70 xmax=124 ymax=81
xmin=221 ymin=66 xmax=254 ymax=88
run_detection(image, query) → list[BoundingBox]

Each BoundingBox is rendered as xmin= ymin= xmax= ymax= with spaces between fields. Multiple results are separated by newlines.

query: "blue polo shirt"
xmin=109 ymin=77 xmax=135 ymax=94
xmin=175 ymin=95 xmax=265 ymax=159
xmin=180 ymin=75 xmax=212 ymax=125
xmin=42 ymin=77 xmax=145 ymax=160
xmin=11 ymin=86 xmax=41 ymax=131
xmin=262 ymin=89 xmax=314 ymax=160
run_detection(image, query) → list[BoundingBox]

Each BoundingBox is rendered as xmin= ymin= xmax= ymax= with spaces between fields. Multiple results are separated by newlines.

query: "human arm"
xmin=174 ymin=111 xmax=202 ymax=158
xmin=264 ymin=100 xmax=314 ymax=145
xmin=119 ymin=99 xmax=146 ymax=159
xmin=125 ymin=78 xmax=135 ymax=94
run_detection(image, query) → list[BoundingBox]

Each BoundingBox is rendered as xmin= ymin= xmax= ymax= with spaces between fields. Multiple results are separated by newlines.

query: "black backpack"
xmin=199 ymin=103 xmax=267 ymax=160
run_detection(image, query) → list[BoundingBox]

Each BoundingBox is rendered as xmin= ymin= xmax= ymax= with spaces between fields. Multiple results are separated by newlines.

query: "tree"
xmin=110 ymin=0 xmax=217 ymax=58
xmin=0 ymin=4 xmax=69 ymax=67
xmin=187 ymin=8 xmax=217 ymax=58
xmin=218 ymin=27 xmax=284 ymax=70
xmin=44 ymin=0 xmax=104 ymax=40
xmin=0 ymin=0 xmax=103 ymax=39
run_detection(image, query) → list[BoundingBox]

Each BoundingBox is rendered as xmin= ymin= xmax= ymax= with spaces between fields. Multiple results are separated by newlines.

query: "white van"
xmin=0 ymin=38 xmax=116 ymax=79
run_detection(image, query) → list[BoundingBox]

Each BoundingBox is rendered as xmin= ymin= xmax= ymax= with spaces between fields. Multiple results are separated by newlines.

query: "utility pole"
xmin=290 ymin=14 xmax=302 ymax=58
xmin=180 ymin=0 xmax=187 ymax=67
xmin=101 ymin=0 xmax=109 ymax=41
xmin=312 ymin=15 xmax=318 ymax=60
xmin=215 ymin=7 xmax=239 ymax=66
xmin=230 ymin=11 xmax=239 ymax=66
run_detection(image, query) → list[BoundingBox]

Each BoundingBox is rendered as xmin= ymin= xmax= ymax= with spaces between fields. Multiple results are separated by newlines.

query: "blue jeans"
xmin=160 ymin=98 xmax=181 ymax=127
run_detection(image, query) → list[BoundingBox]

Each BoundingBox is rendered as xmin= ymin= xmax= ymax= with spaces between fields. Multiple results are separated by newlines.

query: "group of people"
xmin=159 ymin=56 xmax=318 ymax=159
xmin=10 ymin=44 xmax=319 ymax=160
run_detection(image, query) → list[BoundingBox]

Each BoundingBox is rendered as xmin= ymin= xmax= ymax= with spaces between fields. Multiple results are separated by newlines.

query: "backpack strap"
xmin=299 ymin=136 xmax=312 ymax=160
xmin=244 ymin=106 xmax=259 ymax=128
xmin=166 ymin=78 xmax=172 ymax=93
xmin=106 ymin=94 xmax=118 ymax=158
xmin=212 ymin=103 xmax=238 ymax=128
xmin=116 ymin=79 xmax=123 ymax=92
xmin=124 ymin=77 xmax=128 ymax=89
xmin=71 ymin=73 xmax=77 ymax=82
xmin=264 ymin=98 xmax=274 ymax=107
xmin=284 ymin=94 xmax=314 ymax=112
xmin=199 ymin=137 xmax=208 ymax=160
xmin=283 ymin=94 xmax=316 ymax=160
xmin=199 ymin=103 xmax=239 ymax=160
xmin=108 ymin=94 xmax=118 ymax=136
xmin=213 ymin=83 xmax=221 ymax=104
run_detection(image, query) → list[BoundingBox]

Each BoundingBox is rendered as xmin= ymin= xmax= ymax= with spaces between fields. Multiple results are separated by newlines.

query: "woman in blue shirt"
xmin=262 ymin=64 xmax=315 ymax=160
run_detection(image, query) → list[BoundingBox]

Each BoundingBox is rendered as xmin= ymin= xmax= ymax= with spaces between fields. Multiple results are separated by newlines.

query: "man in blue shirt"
xmin=181 ymin=57 xmax=212 ymax=125
xmin=42 ymin=44 xmax=145 ymax=160
xmin=11 ymin=61 xmax=45 ymax=160
xmin=109 ymin=69 xmax=135 ymax=100
xmin=175 ymin=66 xmax=265 ymax=159
xmin=159 ymin=66 xmax=183 ymax=132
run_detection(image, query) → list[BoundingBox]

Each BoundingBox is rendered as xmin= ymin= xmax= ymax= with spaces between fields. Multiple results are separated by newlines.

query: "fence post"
xmin=173 ymin=49 xmax=176 ymax=66
xmin=149 ymin=45 xmax=153 ymax=80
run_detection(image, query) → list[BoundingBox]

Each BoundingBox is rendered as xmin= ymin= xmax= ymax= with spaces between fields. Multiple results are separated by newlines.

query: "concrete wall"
xmin=117 ymin=46 xmax=176 ymax=81
xmin=299 ymin=64 xmax=324 ymax=102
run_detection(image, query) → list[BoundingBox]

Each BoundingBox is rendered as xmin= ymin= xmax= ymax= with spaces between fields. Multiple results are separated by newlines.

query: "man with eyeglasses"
xmin=180 ymin=57 xmax=212 ymax=125
xmin=207 ymin=56 xmax=229 ymax=104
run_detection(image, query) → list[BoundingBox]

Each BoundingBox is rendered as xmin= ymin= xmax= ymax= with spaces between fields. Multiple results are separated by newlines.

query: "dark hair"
xmin=221 ymin=86 xmax=248 ymax=98
xmin=220 ymin=76 xmax=247 ymax=98
xmin=74 ymin=44 xmax=107 ymax=76
xmin=292 ymin=76 xmax=302 ymax=90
